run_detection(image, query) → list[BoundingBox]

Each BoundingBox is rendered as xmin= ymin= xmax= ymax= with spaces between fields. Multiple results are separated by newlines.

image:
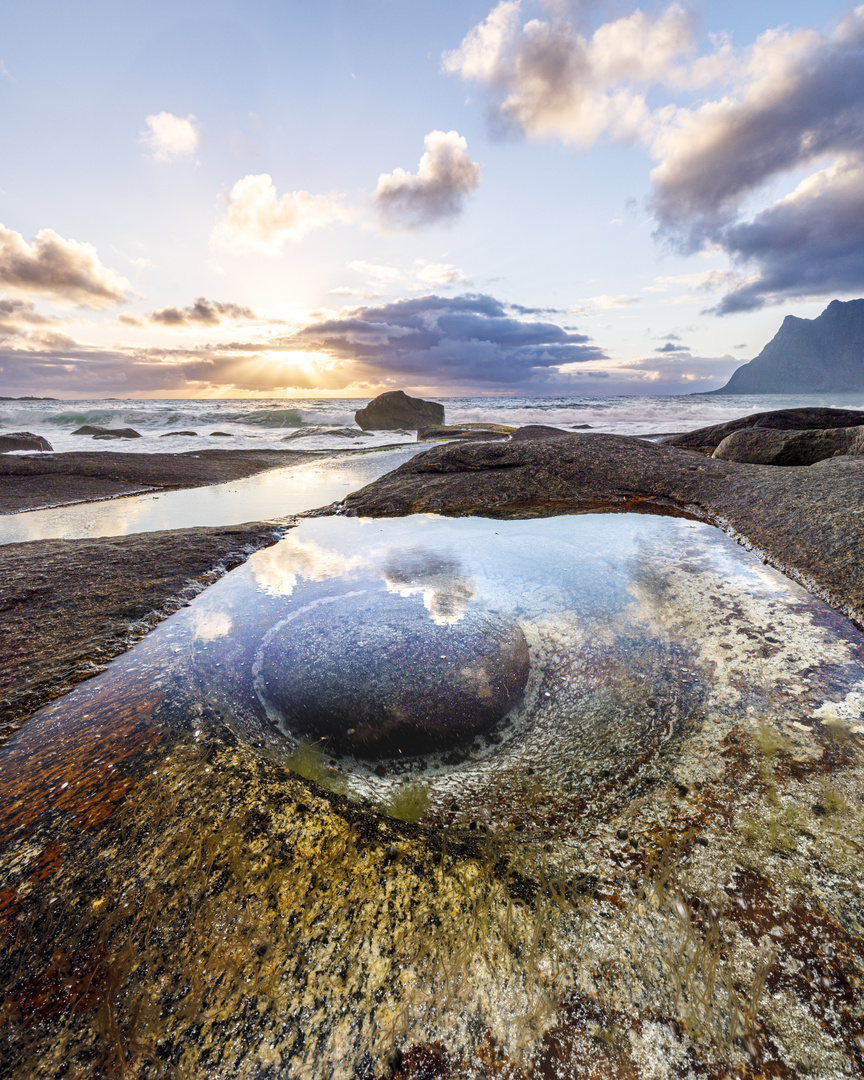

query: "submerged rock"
xmin=281 ymin=425 xmax=372 ymax=440
xmin=0 ymin=431 xmax=52 ymax=452
xmin=159 ymin=430 xmax=198 ymax=437
xmin=256 ymin=591 xmax=529 ymax=758
xmin=355 ymin=390 xmax=444 ymax=431
xmin=713 ymin=425 xmax=864 ymax=465
xmin=73 ymin=425 xmax=142 ymax=439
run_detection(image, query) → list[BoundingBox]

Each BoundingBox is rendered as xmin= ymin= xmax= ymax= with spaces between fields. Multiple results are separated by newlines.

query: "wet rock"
xmin=281 ymin=426 xmax=372 ymax=440
xmin=159 ymin=430 xmax=198 ymax=437
xmin=72 ymin=425 xmax=142 ymax=439
xmin=663 ymin=408 xmax=864 ymax=452
xmin=209 ymin=431 xmax=233 ymax=437
xmin=0 ymin=431 xmax=52 ymax=453
xmin=713 ymin=425 xmax=864 ymax=465
xmin=355 ymin=390 xmax=444 ymax=432
xmin=417 ymin=423 xmax=516 ymax=442
xmin=256 ymin=591 xmax=529 ymax=759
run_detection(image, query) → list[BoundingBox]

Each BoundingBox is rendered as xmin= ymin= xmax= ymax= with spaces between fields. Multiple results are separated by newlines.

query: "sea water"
xmin=4 ymin=391 xmax=864 ymax=454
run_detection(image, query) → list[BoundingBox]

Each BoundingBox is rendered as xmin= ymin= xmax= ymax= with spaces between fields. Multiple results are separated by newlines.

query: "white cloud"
xmin=142 ymin=112 xmax=200 ymax=162
xmin=211 ymin=173 xmax=355 ymax=254
xmin=570 ymin=294 xmax=640 ymax=315
xmin=372 ymin=130 xmax=481 ymax=229
xmin=0 ymin=225 xmax=130 ymax=308
xmin=414 ymin=261 xmax=465 ymax=285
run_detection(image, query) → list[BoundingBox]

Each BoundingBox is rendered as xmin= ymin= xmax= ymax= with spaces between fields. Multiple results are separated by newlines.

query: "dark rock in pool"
xmin=256 ymin=591 xmax=530 ymax=759
xmin=713 ymin=425 xmax=864 ymax=465
xmin=73 ymin=425 xmax=142 ymax=439
xmin=0 ymin=431 xmax=52 ymax=452
xmin=355 ymin=390 xmax=444 ymax=432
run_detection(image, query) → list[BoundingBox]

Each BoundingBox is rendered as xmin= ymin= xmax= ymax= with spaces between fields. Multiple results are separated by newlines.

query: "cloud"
xmin=444 ymin=1 xmax=728 ymax=147
xmin=414 ymin=261 xmax=465 ymax=285
xmin=0 ymin=225 xmax=129 ymax=308
xmin=278 ymin=292 xmax=604 ymax=387
xmin=372 ymin=131 xmax=481 ymax=228
xmin=0 ymin=298 xmax=61 ymax=334
xmin=147 ymin=296 xmax=259 ymax=327
xmin=211 ymin=174 xmax=354 ymax=254
xmin=655 ymin=340 xmax=689 ymax=353
xmin=142 ymin=112 xmax=200 ymax=162
xmin=451 ymin=4 xmax=864 ymax=311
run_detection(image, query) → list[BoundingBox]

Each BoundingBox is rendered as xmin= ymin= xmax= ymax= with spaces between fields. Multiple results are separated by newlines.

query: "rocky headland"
xmin=712 ymin=298 xmax=864 ymax=393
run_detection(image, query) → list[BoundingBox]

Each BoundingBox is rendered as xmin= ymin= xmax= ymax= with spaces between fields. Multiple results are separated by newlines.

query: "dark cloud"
xmin=655 ymin=341 xmax=689 ymax=353
xmin=372 ymin=131 xmax=481 ymax=229
xmin=281 ymin=293 xmax=605 ymax=387
xmin=0 ymin=225 xmax=129 ymax=308
xmin=148 ymin=297 xmax=259 ymax=327
xmin=650 ymin=10 xmax=864 ymax=311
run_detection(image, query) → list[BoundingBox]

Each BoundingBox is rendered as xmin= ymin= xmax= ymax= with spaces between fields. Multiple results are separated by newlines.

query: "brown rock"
xmin=712 ymin=425 xmax=864 ymax=465
xmin=663 ymin=407 xmax=864 ymax=451
xmin=355 ymin=390 xmax=444 ymax=431
xmin=0 ymin=432 xmax=52 ymax=453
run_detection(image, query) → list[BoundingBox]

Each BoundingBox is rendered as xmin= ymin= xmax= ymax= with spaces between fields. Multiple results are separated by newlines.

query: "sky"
xmin=1 ymin=0 xmax=863 ymax=399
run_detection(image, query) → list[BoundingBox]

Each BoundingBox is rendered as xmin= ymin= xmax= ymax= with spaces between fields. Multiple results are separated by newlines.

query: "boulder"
xmin=355 ymin=390 xmax=444 ymax=431
xmin=713 ymin=426 xmax=864 ymax=465
xmin=159 ymin=430 xmax=198 ymax=437
xmin=209 ymin=431 xmax=233 ymax=437
xmin=0 ymin=431 xmax=52 ymax=453
xmin=72 ymin=425 xmax=142 ymax=439
xmin=417 ymin=423 xmax=516 ymax=442
xmin=663 ymin=408 xmax=864 ymax=452
xmin=256 ymin=591 xmax=530 ymax=759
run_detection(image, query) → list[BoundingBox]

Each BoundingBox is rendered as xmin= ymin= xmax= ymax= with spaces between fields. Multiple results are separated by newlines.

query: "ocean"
xmin=5 ymin=391 xmax=864 ymax=454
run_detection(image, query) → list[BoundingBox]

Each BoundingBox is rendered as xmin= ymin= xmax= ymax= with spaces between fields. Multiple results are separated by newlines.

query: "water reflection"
xmin=0 ymin=445 xmax=424 ymax=543
xmin=3 ymin=512 xmax=864 ymax=1077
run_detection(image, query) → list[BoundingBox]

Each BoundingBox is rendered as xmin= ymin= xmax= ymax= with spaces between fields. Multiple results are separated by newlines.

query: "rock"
xmin=0 ymin=431 xmax=52 ymax=453
xmin=713 ymin=426 xmax=864 ymax=465
xmin=281 ymin=426 xmax=372 ymax=440
xmin=256 ymin=591 xmax=530 ymax=759
xmin=159 ymin=430 xmax=198 ymax=437
xmin=663 ymin=408 xmax=864 ymax=452
xmin=331 ymin=427 xmax=864 ymax=626
xmin=417 ymin=423 xmax=516 ymax=442
xmin=355 ymin=390 xmax=444 ymax=431
xmin=72 ymin=425 xmax=142 ymax=439
xmin=712 ymin=298 xmax=864 ymax=393
xmin=209 ymin=431 xmax=233 ymax=437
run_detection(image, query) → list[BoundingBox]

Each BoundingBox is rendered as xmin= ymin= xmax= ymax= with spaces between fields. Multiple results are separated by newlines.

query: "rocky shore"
xmin=334 ymin=425 xmax=864 ymax=626
xmin=1 ymin=418 xmax=863 ymax=1079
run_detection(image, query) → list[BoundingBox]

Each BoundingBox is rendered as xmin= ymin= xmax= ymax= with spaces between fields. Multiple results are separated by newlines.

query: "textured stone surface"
xmin=713 ymin=297 xmax=864 ymax=393
xmin=0 ymin=431 xmax=52 ymax=453
xmin=663 ymin=406 xmax=864 ymax=451
xmin=713 ymin=424 xmax=864 ymax=464
xmin=256 ymin=591 xmax=529 ymax=758
xmin=332 ymin=426 xmax=864 ymax=626
xmin=355 ymin=390 xmax=444 ymax=431
xmin=0 ymin=522 xmax=285 ymax=742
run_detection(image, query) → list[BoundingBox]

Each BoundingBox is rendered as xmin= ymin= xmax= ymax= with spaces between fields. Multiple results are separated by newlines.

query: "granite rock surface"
xmin=355 ymin=390 xmax=444 ymax=431
xmin=663 ymin=406 xmax=864 ymax=451
xmin=713 ymin=424 xmax=864 ymax=464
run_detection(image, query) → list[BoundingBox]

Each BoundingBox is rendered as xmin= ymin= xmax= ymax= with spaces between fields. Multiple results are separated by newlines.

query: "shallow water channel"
xmin=0 ymin=445 xmax=423 ymax=543
xmin=2 ymin=512 xmax=864 ymax=1076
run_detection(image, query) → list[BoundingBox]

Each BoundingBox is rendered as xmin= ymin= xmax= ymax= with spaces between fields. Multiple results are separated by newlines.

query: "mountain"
xmin=711 ymin=299 xmax=864 ymax=394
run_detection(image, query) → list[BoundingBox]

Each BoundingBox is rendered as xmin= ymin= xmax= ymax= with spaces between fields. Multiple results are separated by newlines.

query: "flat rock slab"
xmin=0 ymin=522 xmax=285 ymax=741
xmin=334 ymin=427 xmax=864 ymax=626
xmin=0 ymin=448 xmax=327 ymax=514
